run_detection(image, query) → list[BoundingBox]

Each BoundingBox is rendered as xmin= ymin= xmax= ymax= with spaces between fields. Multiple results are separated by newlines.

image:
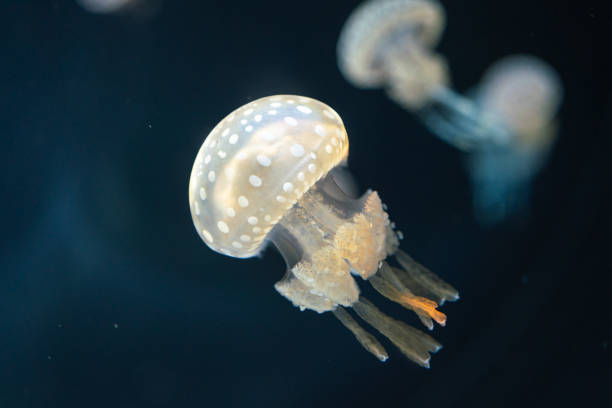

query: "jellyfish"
xmin=337 ymin=0 xmax=563 ymax=222
xmin=466 ymin=56 xmax=563 ymax=222
xmin=188 ymin=95 xmax=459 ymax=366
xmin=76 ymin=0 xmax=160 ymax=16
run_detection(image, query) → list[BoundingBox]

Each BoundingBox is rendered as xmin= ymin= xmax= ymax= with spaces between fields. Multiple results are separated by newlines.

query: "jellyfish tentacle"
xmin=333 ymin=307 xmax=389 ymax=362
xmin=368 ymin=268 xmax=447 ymax=327
xmin=379 ymin=259 xmax=450 ymax=323
xmin=352 ymin=297 xmax=441 ymax=368
xmin=394 ymin=249 xmax=459 ymax=304
xmin=417 ymin=86 xmax=513 ymax=150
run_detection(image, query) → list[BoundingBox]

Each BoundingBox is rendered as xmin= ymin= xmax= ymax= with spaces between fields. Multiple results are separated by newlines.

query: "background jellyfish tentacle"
xmin=337 ymin=0 xmax=564 ymax=223
xmin=188 ymin=95 xmax=459 ymax=366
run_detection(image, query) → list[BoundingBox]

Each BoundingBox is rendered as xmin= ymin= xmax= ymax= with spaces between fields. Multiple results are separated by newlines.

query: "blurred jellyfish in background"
xmin=466 ymin=56 xmax=562 ymax=222
xmin=337 ymin=0 xmax=563 ymax=223
xmin=188 ymin=95 xmax=459 ymax=366
xmin=76 ymin=0 xmax=161 ymax=17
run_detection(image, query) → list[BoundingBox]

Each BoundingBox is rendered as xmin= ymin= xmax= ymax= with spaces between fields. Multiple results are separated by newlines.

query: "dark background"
xmin=1 ymin=0 xmax=610 ymax=407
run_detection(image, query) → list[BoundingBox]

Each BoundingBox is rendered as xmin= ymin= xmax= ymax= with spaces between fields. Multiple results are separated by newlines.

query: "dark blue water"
xmin=1 ymin=1 xmax=609 ymax=407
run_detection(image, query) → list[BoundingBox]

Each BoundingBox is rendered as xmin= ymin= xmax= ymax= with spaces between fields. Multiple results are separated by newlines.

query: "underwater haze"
xmin=1 ymin=0 xmax=610 ymax=407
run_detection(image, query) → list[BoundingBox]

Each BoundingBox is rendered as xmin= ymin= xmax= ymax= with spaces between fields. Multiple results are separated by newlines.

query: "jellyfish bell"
xmin=76 ymin=0 xmax=161 ymax=17
xmin=77 ymin=0 xmax=131 ymax=13
xmin=476 ymin=55 xmax=563 ymax=151
xmin=338 ymin=0 xmax=449 ymax=109
xmin=189 ymin=95 xmax=459 ymax=366
xmin=189 ymin=95 xmax=348 ymax=259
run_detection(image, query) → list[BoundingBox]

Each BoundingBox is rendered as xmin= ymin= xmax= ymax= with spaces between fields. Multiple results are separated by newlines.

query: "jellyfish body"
xmin=467 ymin=56 xmax=563 ymax=222
xmin=189 ymin=95 xmax=458 ymax=366
xmin=338 ymin=0 xmax=449 ymax=110
xmin=76 ymin=0 xmax=159 ymax=16
xmin=337 ymin=0 xmax=563 ymax=222
xmin=77 ymin=0 xmax=135 ymax=13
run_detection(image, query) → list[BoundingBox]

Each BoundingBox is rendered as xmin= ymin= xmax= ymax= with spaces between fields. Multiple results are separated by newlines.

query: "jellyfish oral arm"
xmin=382 ymin=42 xmax=450 ymax=111
xmin=417 ymin=86 xmax=514 ymax=150
xmin=333 ymin=306 xmax=389 ymax=362
xmin=270 ymin=171 xmax=385 ymax=311
xmin=269 ymin=169 xmax=458 ymax=365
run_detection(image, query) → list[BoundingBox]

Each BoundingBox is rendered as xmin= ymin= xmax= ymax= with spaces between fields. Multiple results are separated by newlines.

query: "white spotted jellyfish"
xmin=188 ymin=95 xmax=459 ymax=366
xmin=338 ymin=0 xmax=563 ymax=223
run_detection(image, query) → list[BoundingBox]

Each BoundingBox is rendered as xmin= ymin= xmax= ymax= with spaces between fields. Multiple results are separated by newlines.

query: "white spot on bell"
xmin=256 ymin=154 xmax=271 ymax=167
xmin=315 ymin=125 xmax=325 ymax=136
xmin=284 ymin=116 xmax=298 ymax=126
xmin=217 ymin=221 xmax=229 ymax=233
xmin=240 ymin=235 xmax=251 ymax=242
xmin=199 ymin=187 xmax=207 ymax=200
xmin=308 ymin=163 xmax=316 ymax=173
xmin=248 ymin=216 xmax=258 ymax=225
xmin=249 ymin=175 xmax=262 ymax=187
xmin=290 ymin=144 xmax=305 ymax=157
xmin=297 ymin=105 xmax=312 ymax=114
xmin=232 ymin=241 xmax=243 ymax=249
xmin=238 ymin=196 xmax=249 ymax=207
xmin=208 ymin=171 xmax=216 ymax=182
xmin=283 ymin=182 xmax=294 ymax=192
xmin=229 ymin=134 xmax=239 ymax=144
xmin=202 ymin=230 xmax=213 ymax=242
xmin=226 ymin=208 xmax=236 ymax=217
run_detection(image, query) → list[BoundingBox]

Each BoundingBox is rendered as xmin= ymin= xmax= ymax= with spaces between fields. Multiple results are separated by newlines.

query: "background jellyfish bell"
xmin=77 ymin=0 xmax=134 ymax=13
xmin=475 ymin=55 xmax=564 ymax=150
xmin=76 ymin=0 xmax=162 ymax=18
xmin=337 ymin=0 xmax=449 ymax=109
